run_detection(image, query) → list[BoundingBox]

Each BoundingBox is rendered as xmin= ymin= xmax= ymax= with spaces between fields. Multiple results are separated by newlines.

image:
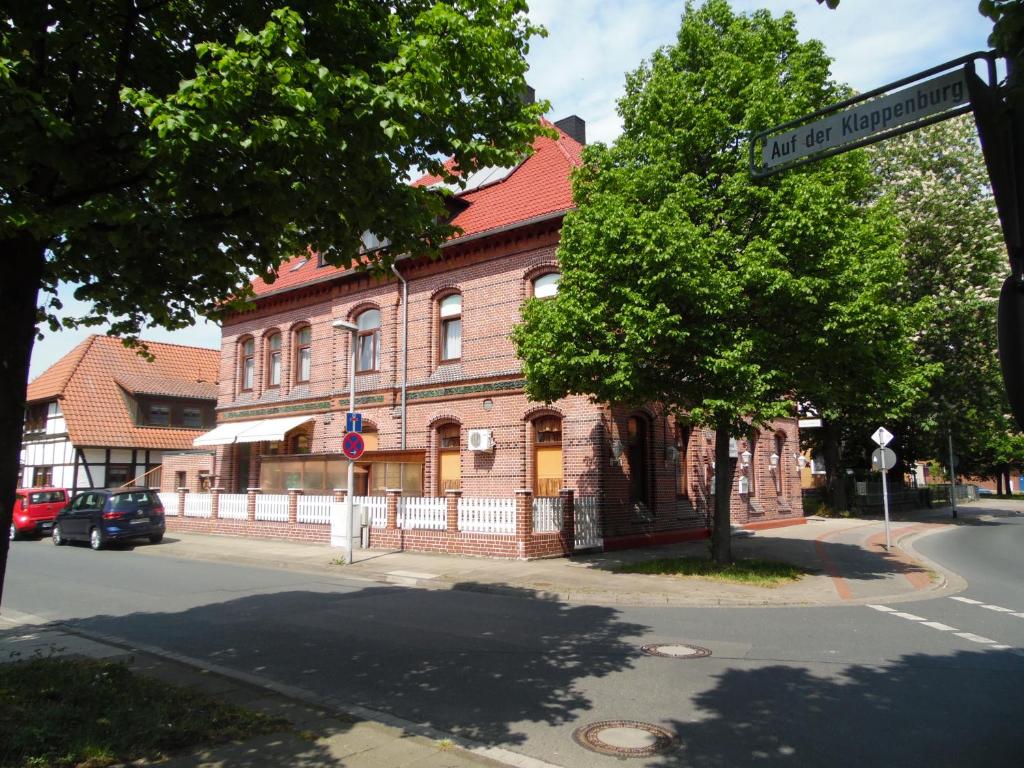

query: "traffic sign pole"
xmin=880 ymin=449 xmax=892 ymax=550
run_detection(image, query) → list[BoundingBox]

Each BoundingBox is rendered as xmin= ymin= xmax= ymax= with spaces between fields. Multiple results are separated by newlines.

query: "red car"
xmin=10 ymin=488 xmax=69 ymax=540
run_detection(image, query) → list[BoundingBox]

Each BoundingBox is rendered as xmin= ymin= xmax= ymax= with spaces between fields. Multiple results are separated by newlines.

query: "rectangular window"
xmin=243 ymin=357 xmax=254 ymax=390
xmin=148 ymin=405 xmax=170 ymax=426
xmin=176 ymin=471 xmax=187 ymax=488
xmin=442 ymin=318 xmax=461 ymax=360
xmin=25 ymin=404 xmax=48 ymax=434
xmin=297 ymin=347 xmax=311 ymax=382
xmin=32 ymin=466 xmax=53 ymax=487
xmin=269 ymin=351 xmax=281 ymax=386
xmin=357 ymin=333 xmax=377 ymax=372
xmin=183 ymin=407 xmax=203 ymax=428
xmin=107 ymin=464 xmax=133 ymax=488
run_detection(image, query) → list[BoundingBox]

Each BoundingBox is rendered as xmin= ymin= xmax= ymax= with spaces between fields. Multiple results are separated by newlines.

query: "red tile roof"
xmin=249 ymin=121 xmax=583 ymax=297
xmin=26 ymin=335 xmax=220 ymax=449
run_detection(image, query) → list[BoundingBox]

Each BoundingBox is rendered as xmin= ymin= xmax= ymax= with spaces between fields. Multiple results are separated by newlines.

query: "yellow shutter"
xmin=535 ymin=446 xmax=563 ymax=496
xmin=439 ymin=450 xmax=461 ymax=490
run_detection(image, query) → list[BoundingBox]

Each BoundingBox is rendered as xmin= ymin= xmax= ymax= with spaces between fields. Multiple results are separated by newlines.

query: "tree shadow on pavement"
xmin=652 ymin=649 xmax=1024 ymax=768
xmin=66 ymin=583 xmax=649 ymax=749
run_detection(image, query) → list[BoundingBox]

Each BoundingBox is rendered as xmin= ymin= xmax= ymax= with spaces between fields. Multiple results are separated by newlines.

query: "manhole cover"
xmin=641 ymin=643 xmax=712 ymax=659
xmin=573 ymin=720 xmax=676 ymax=757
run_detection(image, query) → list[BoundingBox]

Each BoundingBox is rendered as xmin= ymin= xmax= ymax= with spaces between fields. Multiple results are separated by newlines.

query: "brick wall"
xmin=160 ymin=452 xmax=214 ymax=492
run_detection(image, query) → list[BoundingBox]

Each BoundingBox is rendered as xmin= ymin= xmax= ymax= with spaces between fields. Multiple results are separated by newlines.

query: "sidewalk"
xmin=127 ymin=502 xmax=1011 ymax=607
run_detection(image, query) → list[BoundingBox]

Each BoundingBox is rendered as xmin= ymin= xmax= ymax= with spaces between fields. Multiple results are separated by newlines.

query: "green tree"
xmin=513 ymin=0 xmax=912 ymax=563
xmin=869 ymin=115 xmax=1016 ymax=481
xmin=0 ymin=0 xmax=547 ymax=606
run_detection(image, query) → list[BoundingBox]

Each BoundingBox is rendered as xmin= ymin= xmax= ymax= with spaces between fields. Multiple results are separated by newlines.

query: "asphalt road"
xmin=4 ymin=508 xmax=1023 ymax=768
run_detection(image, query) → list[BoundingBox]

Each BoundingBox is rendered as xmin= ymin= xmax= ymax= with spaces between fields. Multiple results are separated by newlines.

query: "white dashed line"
xmin=992 ymin=645 xmax=1013 ymax=650
xmin=892 ymin=612 xmax=926 ymax=621
xmin=920 ymin=621 xmax=957 ymax=631
xmin=950 ymin=597 xmax=983 ymax=604
xmin=867 ymin=604 xmax=897 ymax=612
xmin=954 ymin=632 xmax=997 ymax=645
xmin=1013 ymin=613 xmax=1024 ymax=619
xmin=982 ymin=605 xmax=1015 ymax=613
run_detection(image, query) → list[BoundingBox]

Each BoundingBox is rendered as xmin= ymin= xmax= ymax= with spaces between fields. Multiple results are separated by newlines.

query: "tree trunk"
xmin=710 ymin=421 xmax=733 ymax=565
xmin=821 ymin=419 xmax=847 ymax=513
xmin=997 ymin=471 xmax=1004 ymax=496
xmin=0 ymin=235 xmax=46 ymax=612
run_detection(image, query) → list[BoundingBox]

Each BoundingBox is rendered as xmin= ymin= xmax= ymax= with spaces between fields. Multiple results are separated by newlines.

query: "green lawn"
xmin=615 ymin=557 xmax=805 ymax=587
xmin=0 ymin=657 xmax=289 ymax=768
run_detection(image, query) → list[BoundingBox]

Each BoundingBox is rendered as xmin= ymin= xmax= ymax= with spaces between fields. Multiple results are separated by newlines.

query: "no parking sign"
xmin=342 ymin=431 xmax=365 ymax=460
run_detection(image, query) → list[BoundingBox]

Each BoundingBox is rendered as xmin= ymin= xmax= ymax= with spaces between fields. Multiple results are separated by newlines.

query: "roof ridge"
xmin=550 ymin=125 xmax=584 ymax=167
xmin=91 ymin=335 xmax=220 ymax=354
xmin=26 ymin=334 xmax=97 ymax=397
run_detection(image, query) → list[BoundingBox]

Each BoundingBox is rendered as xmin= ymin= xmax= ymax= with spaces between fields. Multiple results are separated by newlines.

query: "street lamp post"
xmin=332 ymin=318 xmax=358 ymax=563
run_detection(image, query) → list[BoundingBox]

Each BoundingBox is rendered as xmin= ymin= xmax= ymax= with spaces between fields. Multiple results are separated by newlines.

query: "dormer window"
xmin=360 ymin=231 xmax=391 ymax=253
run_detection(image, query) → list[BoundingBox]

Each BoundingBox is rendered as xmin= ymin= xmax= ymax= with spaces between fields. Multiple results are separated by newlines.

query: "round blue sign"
xmin=342 ymin=431 xmax=365 ymax=460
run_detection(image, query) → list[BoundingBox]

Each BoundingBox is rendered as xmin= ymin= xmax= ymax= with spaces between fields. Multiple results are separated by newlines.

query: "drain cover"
xmin=573 ymin=720 xmax=676 ymax=757
xmin=641 ymin=643 xmax=712 ymax=658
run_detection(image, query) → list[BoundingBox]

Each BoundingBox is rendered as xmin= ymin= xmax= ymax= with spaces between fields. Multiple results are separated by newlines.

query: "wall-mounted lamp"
xmin=740 ymin=450 xmax=752 ymax=469
xmin=610 ymin=439 xmax=624 ymax=465
xmin=769 ymin=452 xmax=780 ymax=470
xmin=797 ymin=454 xmax=808 ymax=469
xmin=738 ymin=475 xmax=750 ymax=494
xmin=665 ymin=445 xmax=680 ymax=466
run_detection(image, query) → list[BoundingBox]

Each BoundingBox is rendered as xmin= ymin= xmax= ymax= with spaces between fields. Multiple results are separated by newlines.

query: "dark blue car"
xmin=52 ymin=488 xmax=165 ymax=550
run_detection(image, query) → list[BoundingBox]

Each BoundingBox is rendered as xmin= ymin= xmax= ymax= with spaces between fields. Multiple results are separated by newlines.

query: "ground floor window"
xmin=259 ymin=452 xmax=424 ymax=496
xmin=107 ymin=464 xmax=133 ymax=488
xmin=32 ymin=466 xmax=53 ymax=487
xmin=533 ymin=416 xmax=562 ymax=497
xmin=438 ymin=424 xmax=461 ymax=492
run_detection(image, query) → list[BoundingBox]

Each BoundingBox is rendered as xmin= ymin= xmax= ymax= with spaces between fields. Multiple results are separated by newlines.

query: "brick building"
xmin=184 ymin=115 xmax=803 ymax=555
xmin=21 ymin=335 xmax=219 ymax=492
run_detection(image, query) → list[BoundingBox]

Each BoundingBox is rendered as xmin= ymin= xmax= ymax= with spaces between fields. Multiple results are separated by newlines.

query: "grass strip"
xmin=615 ymin=557 xmax=805 ymax=586
xmin=0 ymin=656 xmax=289 ymax=768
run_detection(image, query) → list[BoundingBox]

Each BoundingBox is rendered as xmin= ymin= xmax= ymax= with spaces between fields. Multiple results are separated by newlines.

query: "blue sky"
xmin=29 ymin=0 xmax=993 ymax=379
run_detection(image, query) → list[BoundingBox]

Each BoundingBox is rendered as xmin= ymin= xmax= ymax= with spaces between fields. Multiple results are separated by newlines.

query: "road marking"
xmin=892 ymin=612 xmax=926 ymax=621
xmin=1012 ymin=613 xmax=1024 ymax=619
xmin=982 ymin=605 xmax=1015 ymax=613
xmin=954 ymin=632 xmax=997 ymax=644
xmin=992 ymin=645 xmax=1013 ymax=650
xmin=921 ymin=621 xmax=957 ymax=631
xmin=950 ymin=597 xmax=983 ymax=604
xmin=867 ymin=604 xmax=897 ymax=612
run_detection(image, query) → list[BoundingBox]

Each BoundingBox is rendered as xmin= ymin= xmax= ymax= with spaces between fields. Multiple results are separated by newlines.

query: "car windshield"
xmin=108 ymin=492 xmax=157 ymax=511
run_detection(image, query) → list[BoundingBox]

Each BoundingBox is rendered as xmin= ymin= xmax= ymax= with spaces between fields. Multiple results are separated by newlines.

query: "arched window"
xmin=532 ymin=272 xmax=560 ymax=298
xmin=239 ymin=337 xmax=255 ymax=391
xmin=437 ymin=424 xmax=461 ymax=492
xmin=534 ymin=416 xmax=563 ymax=497
xmin=627 ymin=415 xmax=649 ymax=504
xmin=356 ymin=309 xmax=381 ymax=372
xmin=294 ymin=326 xmax=312 ymax=383
xmin=439 ymin=294 xmax=462 ymax=361
xmin=266 ymin=332 xmax=282 ymax=388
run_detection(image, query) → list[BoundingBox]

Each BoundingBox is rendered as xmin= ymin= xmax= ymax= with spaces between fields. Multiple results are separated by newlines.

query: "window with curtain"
xmin=439 ymin=294 xmax=462 ymax=361
xmin=534 ymin=417 xmax=563 ymax=497
xmin=266 ymin=332 xmax=282 ymax=387
xmin=532 ymin=272 xmax=560 ymax=298
xmin=295 ymin=326 xmax=312 ymax=383
xmin=356 ymin=309 xmax=380 ymax=372
xmin=240 ymin=338 xmax=255 ymax=391
xmin=438 ymin=424 xmax=461 ymax=491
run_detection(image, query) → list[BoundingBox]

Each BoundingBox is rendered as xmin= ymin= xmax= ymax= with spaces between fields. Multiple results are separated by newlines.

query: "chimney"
xmin=554 ymin=115 xmax=586 ymax=145
xmin=520 ymin=85 xmax=536 ymax=105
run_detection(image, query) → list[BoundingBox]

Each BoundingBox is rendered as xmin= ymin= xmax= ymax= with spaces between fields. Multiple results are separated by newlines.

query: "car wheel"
xmin=8 ymin=523 xmax=16 ymax=542
xmin=148 ymin=533 xmax=163 ymax=544
xmin=52 ymin=524 xmax=65 ymax=546
xmin=89 ymin=527 xmax=104 ymax=551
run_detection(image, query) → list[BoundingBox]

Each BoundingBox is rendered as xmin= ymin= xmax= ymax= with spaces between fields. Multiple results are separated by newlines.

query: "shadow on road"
xmin=652 ymin=649 xmax=1024 ymax=768
xmin=67 ymin=583 xmax=649 ymax=749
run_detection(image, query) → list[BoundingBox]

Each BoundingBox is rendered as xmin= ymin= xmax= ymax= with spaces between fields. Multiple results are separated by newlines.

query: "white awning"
xmin=192 ymin=415 xmax=314 ymax=447
xmin=234 ymin=415 xmax=314 ymax=443
xmin=193 ymin=421 xmax=258 ymax=447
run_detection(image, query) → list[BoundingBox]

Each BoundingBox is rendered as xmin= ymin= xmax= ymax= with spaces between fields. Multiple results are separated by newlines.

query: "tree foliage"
xmin=513 ymin=0 xmax=920 ymax=561
xmin=0 ymin=0 xmax=547 ymax=607
xmin=870 ymin=115 xmax=1019 ymax=479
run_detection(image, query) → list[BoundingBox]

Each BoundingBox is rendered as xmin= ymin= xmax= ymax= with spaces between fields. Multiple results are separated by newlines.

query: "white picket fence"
xmin=575 ymin=496 xmax=603 ymax=550
xmin=158 ymin=493 xmax=178 ymax=515
xmin=398 ymin=497 xmax=447 ymax=530
xmin=458 ymin=497 xmax=516 ymax=534
xmin=297 ymin=495 xmax=334 ymax=524
xmin=184 ymin=493 xmax=212 ymax=518
xmin=354 ymin=496 xmax=387 ymax=527
xmin=532 ymin=496 xmax=563 ymax=533
xmin=219 ymin=493 xmax=248 ymax=520
xmin=255 ymin=493 xmax=289 ymax=522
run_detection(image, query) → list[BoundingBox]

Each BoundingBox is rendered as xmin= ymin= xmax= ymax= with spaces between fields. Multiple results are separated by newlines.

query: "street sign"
xmin=871 ymin=427 xmax=894 ymax=447
xmin=760 ymin=70 xmax=968 ymax=171
xmin=341 ymin=431 xmax=365 ymax=460
xmin=346 ymin=412 xmax=363 ymax=433
xmin=871 ymin=447 xmax=897 ymax=472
